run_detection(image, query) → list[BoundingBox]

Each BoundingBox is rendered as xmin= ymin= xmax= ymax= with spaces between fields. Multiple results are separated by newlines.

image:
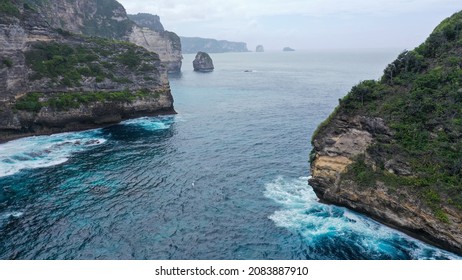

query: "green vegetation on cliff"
xmin=22 ymin=0 xmax=134 ymax=39
xmin=0 ymin=0 xmax=175 ymax=142
xmin=0 ymin=0 xmax=19 ymax=16
xmin=81 ymin=0 xmax=134 ymax=39
xmin=14 ymin=89 xmax=162 ymax=112
xmin=314 ymin=11 xmax=462 ymax=218
xmin=25 ymin=39 xmax=160 ymax=87
xmin=128 ymin=13 xmax=165 ymax=32
xmin=1 ymin=57 xmax=13 ymax=68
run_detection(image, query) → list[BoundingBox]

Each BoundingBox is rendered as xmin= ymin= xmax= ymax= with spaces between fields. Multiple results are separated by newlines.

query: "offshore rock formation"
xmin=309 ymin=11 xmax=462 ymax=255
xmin=193 ymin=52 xmax=214 ymax=72
xmin=180 ymin=37 xmax=248 ymax=54
xmin=0 ymin=0 xmax=174 ymax=142
xmin=256 ymin=45 xmax=264 ymax=52
xmin=283 ymin=47 xmax=295 ymax=52
xmin=26 ymin=0 xmax=182 ymax=73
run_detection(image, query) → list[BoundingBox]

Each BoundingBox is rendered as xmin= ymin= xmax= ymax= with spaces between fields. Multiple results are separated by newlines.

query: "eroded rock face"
xmin=33 ymin=0 xmax=133 ymax=39
xmin=0 ymin=2 xmax=175 ymax=142
xmin=193 ymin=52 xmax=214 ymax=72
xmin=309 ymin=113 xmax=462 ymax=254
xmin=128 ymin=26 xmax=182 ymax=73
xmin=128 ymin=13 xmax=182 ymax=73
xmin=128 ymin=13 xmax=165 ymax=32
xmin=31 ymin=0 xmax=183 ymax=73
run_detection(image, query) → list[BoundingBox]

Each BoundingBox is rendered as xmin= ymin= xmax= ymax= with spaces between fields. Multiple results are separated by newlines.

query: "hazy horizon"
xmin=118 ymin=0 xmax=460 ymax=51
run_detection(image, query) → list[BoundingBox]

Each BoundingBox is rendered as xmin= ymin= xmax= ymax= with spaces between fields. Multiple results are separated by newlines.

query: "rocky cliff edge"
xmin=0 ymin=0 xmax=175 ymax=142
xmin=309 ymin=11 xmax=462 ymax=255
xmin=23 ymin=0 xmax=183 ymax=73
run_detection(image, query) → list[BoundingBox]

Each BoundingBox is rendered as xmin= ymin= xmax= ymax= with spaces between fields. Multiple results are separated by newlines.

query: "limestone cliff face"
xmin=309 ymin=11 xmax=462 ymax=255
xmin=309 ymin=114 xmax=462 ymax=254
xmin=128 ymin=13 xmax=164 ymax=32
xmin=127 ymin=13 xmax=182 ymax=73
xmin=0 ymin=1 xmax=174 ymax=142
xmin=29 ymin=0 xmax=182 ymax=73
xmin=128 ymin=26 xmax=182 ymax=74
xmin=31 ymin=0 xmax=134 ymax=39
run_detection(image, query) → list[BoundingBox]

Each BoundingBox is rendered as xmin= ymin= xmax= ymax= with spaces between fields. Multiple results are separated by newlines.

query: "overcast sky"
xmin=118 ymin=0 xmax=460 ymax=51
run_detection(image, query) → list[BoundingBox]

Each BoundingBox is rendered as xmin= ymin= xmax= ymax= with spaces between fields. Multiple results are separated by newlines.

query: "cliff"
xmin=0 ymin=0 xmax=174 ymax=142
xmin=128 ymin=13 xmax=164 ymax=32
xmin=180 ymin=36 xmax=248 ymax=54
xmin=128 ymin=13 xmax=182 ymax=73
xmin=27 ymin=0 xmax=134 ymax=39
xmin=128 ymin=24 xmax=182 ymax=74
xmin=22 ymin=0 xmax=182 ymax=73
xmin=309 ymin=11 xmax=462 ymax=255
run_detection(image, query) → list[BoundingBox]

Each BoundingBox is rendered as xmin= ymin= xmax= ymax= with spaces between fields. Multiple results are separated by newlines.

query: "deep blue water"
xmin=0 ymin=51 xmax=460 ymax=260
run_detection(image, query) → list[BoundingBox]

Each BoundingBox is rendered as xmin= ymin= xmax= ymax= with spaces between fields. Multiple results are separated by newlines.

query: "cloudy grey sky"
xmin=118 ymin=0 xmax=460 ymax=51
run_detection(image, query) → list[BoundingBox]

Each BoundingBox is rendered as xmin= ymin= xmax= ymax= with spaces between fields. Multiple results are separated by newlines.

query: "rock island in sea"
xmin=256 ymin=45 xmax=264 ymax=52
xmin=193 ymin=52 xmax=215 ymax=72
xmin=309 ymin=10 xmax=462 ymax=255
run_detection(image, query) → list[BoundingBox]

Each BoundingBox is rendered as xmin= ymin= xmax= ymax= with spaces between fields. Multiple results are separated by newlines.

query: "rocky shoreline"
xmin=309 ymin=114 xmax=462 ymax=255
xmin=309 ymin=10 xmax=462 ymax=256
xmin=0 ymin=0 xmax=179 ymax=143
xmin=0 ymin=107 xmax=176 ymax=144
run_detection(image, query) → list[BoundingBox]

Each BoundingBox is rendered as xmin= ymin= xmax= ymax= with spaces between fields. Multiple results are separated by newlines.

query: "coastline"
xmin=0 ymin=108 xmax=177 ymax=144
xmin=311 ymin=187 xmax=462 ymax=256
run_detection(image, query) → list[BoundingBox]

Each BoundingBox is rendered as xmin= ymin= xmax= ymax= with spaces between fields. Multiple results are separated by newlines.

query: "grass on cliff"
xmin=0 ymin=0 xmax=20 ymax=17
xmin=314 ymin=10 xmax=462 ymax=217
xmin=26 ymin=42 xmax=110 ymax=86
xmin=25 ymin=40 xmax=159 ymax=87
xmin=81 ymin=0 xmax=134 ymax=39
xmin=1 ymin=57 xmax=13 ymax=68
xmin=14 ymin=89 xmax=158 ymax=112
xmin=341 ymin=155 xmax=451 ymax=223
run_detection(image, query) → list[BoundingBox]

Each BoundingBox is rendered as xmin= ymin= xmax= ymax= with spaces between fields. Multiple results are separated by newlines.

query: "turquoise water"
xmin=0 ymin=51 xmax=460 ymax=259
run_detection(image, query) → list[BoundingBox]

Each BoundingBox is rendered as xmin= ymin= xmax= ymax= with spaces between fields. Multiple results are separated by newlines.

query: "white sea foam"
xmin=0 ymin=130 xmax=106 ymax=178
xmin=265 ymin=177 xmax=378 ymax=237
xmin=121 ymin=116 xmax=173 ymax=131
xmin=264 ymin=176 xmax=461 ymax=259
xmin=2 ymin=211 xmax=24 ymax=219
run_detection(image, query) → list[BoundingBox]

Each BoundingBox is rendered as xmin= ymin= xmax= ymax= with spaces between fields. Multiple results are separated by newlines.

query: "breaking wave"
xmin=0 ymin=130 xmax=106 ymax=178
xmin=264 ymin=176 xmax=460 ymax=260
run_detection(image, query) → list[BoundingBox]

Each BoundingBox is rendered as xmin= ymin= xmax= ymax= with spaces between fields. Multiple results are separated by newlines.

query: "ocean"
xmin=0 ymin=51 xmax=460 ymax=259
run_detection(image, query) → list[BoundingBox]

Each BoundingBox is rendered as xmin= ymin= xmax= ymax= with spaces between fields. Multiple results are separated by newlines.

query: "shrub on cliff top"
xmin=15 ymin=89 xmax=156 ymax=112
xmin=14 ymin=92 xmax=43 ymax=112
xmin=312 ymin=10 xmax=462 ymax=214
xmin=1 ymin=58 xmax=13 ymax=68
xmin=0 ymin=0 xmax=20 ymax=17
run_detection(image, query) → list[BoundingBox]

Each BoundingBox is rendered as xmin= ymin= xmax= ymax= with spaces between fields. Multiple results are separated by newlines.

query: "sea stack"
xmin=256 ymin=45 xmax=264 ymax=52
xmin=193 ymin=52 xmax=214 ymax=72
